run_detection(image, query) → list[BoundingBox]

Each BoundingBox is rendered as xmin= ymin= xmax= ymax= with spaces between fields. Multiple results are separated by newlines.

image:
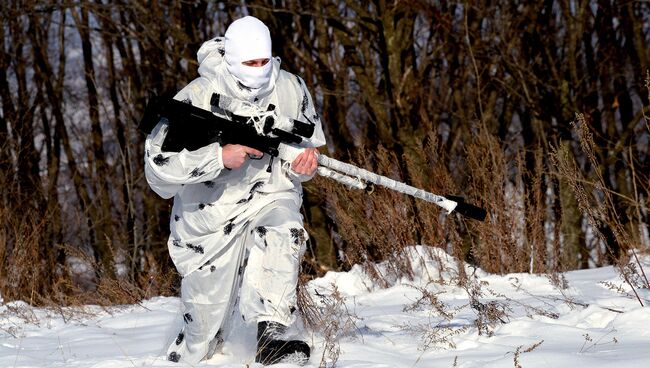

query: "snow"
xmin=2 ymin=246 xmax=650 ymax=367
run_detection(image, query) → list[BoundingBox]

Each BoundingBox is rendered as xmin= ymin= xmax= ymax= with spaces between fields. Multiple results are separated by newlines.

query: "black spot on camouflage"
xmin=183 ymin=313 xmax=193 ymax=323
xmin=250 ymin=182 xmax=264 ymax=192
xmin=199 ymin=202 xmax=213 ymax=210
xmin=175 ymin=332 xmax=184 ymax=345
xmin=190 ymin=168 xmax=206 ymax=177
xmin=224 ymin=222 xmax=234 ymax=235
xmin=204 ymin=181 xmax=215 ymax=188
xmin=172 ymin=239 xmax=182 ymax=247
xmin=153 ymin=154 xmax=170 ymax=166
xmin=236 ymin=182 xmax=266 ymax=204
xmin=256 ymin=226 xmax=268 ymax=238
xmin=290 ymin=228 xmax=306 ymax=245
xmin=186 ymin=243 xmax=204 ymax=254
xmin=294 ymin=76 xmax=309 ymax=112
xmin=174 ymin=215 xmax=180 ymax=221
xmin=210 ymin=265 xmax=216 ymax=272
xmin=300 ymin=89 xmax=308 ymax=113
xmin=168 ymin=352 xmax=181 ymax=362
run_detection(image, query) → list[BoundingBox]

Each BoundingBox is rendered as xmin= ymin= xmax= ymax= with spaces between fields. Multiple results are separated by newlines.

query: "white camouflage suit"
xmin=144 ymin=20 xmax=325 ymax=364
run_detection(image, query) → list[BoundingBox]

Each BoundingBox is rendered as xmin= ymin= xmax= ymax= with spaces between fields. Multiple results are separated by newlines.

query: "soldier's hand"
xmin=291 ymin=148 xmax=318 ymax=176
xmin=222 ymin=144 xmax=263 ymax=169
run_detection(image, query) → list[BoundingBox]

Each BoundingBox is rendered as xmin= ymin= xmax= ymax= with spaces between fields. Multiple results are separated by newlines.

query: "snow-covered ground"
xmin=1 ymin=246 xmax=649 ymax=367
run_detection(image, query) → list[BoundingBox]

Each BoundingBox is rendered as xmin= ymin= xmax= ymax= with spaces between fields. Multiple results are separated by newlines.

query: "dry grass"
xmin=0 ymin=198 xmax=179 ymax=307
xmin=512 ymin=340 xmax=544 ymax=368
xmin=318 ymin=121 xmax=559 ymax=284
xmin=401 ymin=280 xmax=469 ymax=350
xmin=550 ymin=113 xmax=649 ymax=305
xmin=1 ymin=204 xmax=56 ymax=305
xmin=463 ymin=124 xmax=532 ymax=273
xmin=298 ymin=279 xmax=359 ymax=368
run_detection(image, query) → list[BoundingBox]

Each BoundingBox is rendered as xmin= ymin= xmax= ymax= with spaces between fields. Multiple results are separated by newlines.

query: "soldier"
xmin=144 ymin=15 xmax=325 ymax=365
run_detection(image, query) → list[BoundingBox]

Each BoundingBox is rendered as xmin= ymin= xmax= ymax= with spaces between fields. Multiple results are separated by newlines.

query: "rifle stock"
xmin=139 ymin=95 xmax=303 ymax=156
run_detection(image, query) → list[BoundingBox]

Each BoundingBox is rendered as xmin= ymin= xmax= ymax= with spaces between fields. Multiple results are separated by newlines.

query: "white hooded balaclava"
xmin=224 ymin=16 xmax=273 ymax=90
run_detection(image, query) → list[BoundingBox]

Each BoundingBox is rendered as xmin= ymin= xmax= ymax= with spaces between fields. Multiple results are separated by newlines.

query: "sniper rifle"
xmin=139 ymin=94 xmax=487 ymax=221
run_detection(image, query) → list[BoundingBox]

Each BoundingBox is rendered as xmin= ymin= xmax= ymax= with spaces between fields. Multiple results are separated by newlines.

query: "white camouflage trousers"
xmin=166 ymin=199 xmax=307 ymax=364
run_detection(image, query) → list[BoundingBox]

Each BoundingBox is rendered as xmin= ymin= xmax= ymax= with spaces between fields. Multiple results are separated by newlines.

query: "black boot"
xmin=255 ymin=321 xmax=310 ymax=365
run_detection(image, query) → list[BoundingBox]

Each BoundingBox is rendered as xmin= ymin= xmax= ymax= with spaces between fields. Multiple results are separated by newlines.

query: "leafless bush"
xmin=403 ymin=284 xmax=454 ymax=319
xmin=512 ymin=340 xmax=544 ymax=368
xmin=463 ymin=277 xmax=511 ymax=336
xmin=0 ymin=200 xmax=178 ymax=308
xmin=463 ymin=124 xmax=532 ymax=274
xmin=316 ymin=146 xmax=424 ymax=286
xmin=400 ymin=282 xmax=468 ymax=350
xmin=298 ymin=281 xmax=360 ymax=368
xmin=0 ymin=202 xmax=60 ymax=305
xmin=551 ymin=113 xmax=650 ymax=306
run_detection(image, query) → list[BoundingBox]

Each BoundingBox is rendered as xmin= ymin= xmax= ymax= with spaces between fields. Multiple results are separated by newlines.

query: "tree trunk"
xmin=71 ymin=2 xmax=116 ymax=277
